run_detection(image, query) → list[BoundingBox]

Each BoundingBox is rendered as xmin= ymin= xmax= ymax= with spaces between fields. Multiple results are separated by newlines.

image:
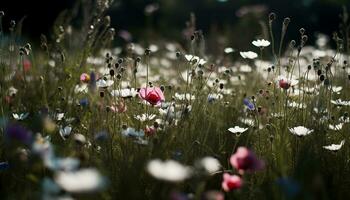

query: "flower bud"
xmin=269 ymin=12 xmax=276 ymax=21
xmin=283 ymin=17 xmax=291 ymax=26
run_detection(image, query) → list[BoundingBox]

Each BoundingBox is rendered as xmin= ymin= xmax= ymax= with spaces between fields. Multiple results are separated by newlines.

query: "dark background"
xmin=0 ymin=0 xmax=349 ymax=43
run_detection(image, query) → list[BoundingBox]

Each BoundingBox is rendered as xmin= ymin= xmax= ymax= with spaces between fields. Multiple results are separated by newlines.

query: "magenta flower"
xmin=221 ymin=173 xmax=243 ymax=192
xmin=230 ymin=147 xmax=264 ymax=173
xmin=80 ymin=73 xmax=90 ymax=83
xmin=138 ymin=87 xmax=165 ymax=106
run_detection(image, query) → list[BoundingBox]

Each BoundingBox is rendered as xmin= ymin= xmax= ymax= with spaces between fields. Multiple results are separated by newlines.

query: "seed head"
xmin=289 ymin=40 xmax=296 ymax=48
xmin=10 ymin=20 xmax=16 ymax=27
xmin=269 ymin=12 xmax=276 ymax=21
xmin=109 ymin=69 xmax=115 ymax=76
xmin=191 ymin=34 xmax=195 ymax=41
xmin=319 ymin=74 xmax=325 ymax=81
xmin=302 ymin=35 xmax=308 ymax=43
xmin=176 ymin=51 xmax=181 ymax=58
xmin=145 ymin=48 xmax=151 ymax=56
xmin=283 ymin=17 xmax=291 ymax=26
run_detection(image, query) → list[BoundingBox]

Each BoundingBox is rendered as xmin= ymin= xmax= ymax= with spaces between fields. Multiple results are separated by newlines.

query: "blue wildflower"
xmin=79 ymin=98 xmax=89 ymax=107
xmin=243 ymin=98 xmax=255 ymax=110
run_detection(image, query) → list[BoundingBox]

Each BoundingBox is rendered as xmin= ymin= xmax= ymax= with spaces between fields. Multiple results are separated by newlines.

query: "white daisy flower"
xmin=12 ymin=113 xmax=29 ymax=121
xmin=73 ymin=134 xmax=86 ymax=144
xmin=165 ymin=43 xmax=177 ymax=51
xmin=8 ymin=86 xmax=18 ymax=96
xmin=331 ymin=99 xmax=350 ymax=106
xmin=323 ymin=140 xmax=345 ymax=151
xmin=313 ymin=108 xmax=328 ymax=114
xmin=197 ymin=157 xmax=221 ymax=174
xmin=329 ymin=86 xmax=342 ymax=94
xmin=239 ymin=64 xmax=252 ymax=73
xmin=147 ymin=159 xmax=192 ymax=182
xmin=56 ymin=113 xmax=65 ymax=121
xmin=74 ymin=84 xmax=88 ymax=94
xmin=228 ymin=126 xmax=248 ymax=134
xmin=240 ymin=118 xmax=255 ymax=126
xmin=208 ymin=93 xmax=223 ymax=102
xmin=174 ymin=93 xmax=195 ymax=101
xmin=329 ymin=123 xmax=344 ymax=131
xmin=240 ymin=51 xmax=258 ymax=59
xmin=270 ymin=112 xmax=285 ymax=118
xmin=288 ymin=101 xmax=307 ymax=109
xmin=59 ymin=126 xmax=72 ymax=140
xmin=224 ymin=47 xmax=235 ymax=54
xmin=96 ymin=79 xmax=114 ymax=88
xmin=252 ymin=39 xmax=271 ymax=48
xmin=55 ymin=168 xmax=106 ymax=193
xmin=289 ymin=126 xmax=313 ymax=137
xmin=111 ymin=88 xmax=138 ymax=98
xmin=184 ymin=54 xmax=207 ymax=65
xmin=48 ymin=60 xmax=56 ymax=67
xmin=339 ymin=116 xmax=350 ymax=123
xmin=149 ymin=44 xmax=159 ymax=52
xmin=316 ymin=33 xmax=329 ymax=48
xmin=134 ymin=114 xmax=157 ymax=122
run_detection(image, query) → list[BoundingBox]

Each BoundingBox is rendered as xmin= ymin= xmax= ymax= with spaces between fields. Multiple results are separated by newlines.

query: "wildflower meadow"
xmin=0 ymin=1 xmax=350 ymax=199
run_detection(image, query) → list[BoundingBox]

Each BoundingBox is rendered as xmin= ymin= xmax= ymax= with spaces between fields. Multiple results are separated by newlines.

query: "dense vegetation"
xmin=0 ymin=1 xmax=350 ymax=199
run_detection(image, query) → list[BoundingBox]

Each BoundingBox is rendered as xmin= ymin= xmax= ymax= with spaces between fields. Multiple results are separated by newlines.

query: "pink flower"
xmin=230 ymin=147 xmax=264 ymax=173
xmin=203 ymin=191 xmax=225 ymax=200
xmin=221 ymin=173 xmax=243 ymax=192
xmin=110 ymin=101 xmax=127 ymax=113
xmin=138 ymin=87 xmax=165 ymax=106
xmin=23 ymin=59 xmax=31 ymax=72
xmin=144 ymin=125 xmax=156 ymax=136
xmin=279 ymin=79 xmax=290 ymax=90
xmin=80 ymin=73 xmax=90 ymax=83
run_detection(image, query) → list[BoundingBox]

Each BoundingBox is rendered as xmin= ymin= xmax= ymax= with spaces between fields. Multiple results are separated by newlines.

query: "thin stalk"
xmin=268 ymin=20 xmax=277 ymax=65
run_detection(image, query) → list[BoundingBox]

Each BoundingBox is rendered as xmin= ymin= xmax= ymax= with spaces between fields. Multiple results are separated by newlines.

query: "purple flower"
xmin=5 ymin=123 xmax=32 ymax=144
xmin=89 ymin=71 xmax=96 ymax=90
xmin=230 ymin=147 xmax=265 ymax=173
xmin=243 ymin=98 xmax=255 ymax=110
